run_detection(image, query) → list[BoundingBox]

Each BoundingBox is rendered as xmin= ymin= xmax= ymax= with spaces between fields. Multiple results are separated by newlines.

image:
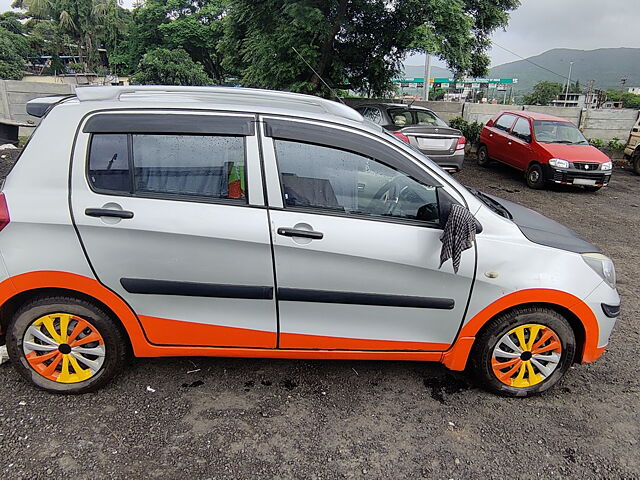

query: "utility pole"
xmin=564 ymin=61 xmax=574 ymax=107
xmin=423 ymin=53 xmax=432 ymax=101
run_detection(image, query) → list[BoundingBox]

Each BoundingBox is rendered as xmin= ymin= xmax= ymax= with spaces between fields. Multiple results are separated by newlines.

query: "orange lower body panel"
xmin=139 ymin=315 xmax=277 ymax=348
xmin=0 ymin=272 xmax=606 ymax=369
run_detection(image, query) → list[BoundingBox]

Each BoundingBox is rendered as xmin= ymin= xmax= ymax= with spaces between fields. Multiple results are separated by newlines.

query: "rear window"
xmin=387 ymin=108 xmax=448 ymax=128
xmin=88 ymin=133 xmax=247 ymax=201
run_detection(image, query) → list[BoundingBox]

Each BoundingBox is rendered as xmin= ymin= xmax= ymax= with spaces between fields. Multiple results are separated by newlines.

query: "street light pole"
xmin=564 ymin=61 xmax=574 ymax=107
xmin=423 ymin=53 xmax=432 ymax=101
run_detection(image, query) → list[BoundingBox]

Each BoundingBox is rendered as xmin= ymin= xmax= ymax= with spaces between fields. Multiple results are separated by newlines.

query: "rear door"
xmin=70 ymin=111 xmax=277 ymax=348
xmin=486 ymin=113 xmax=517 ymax=163
xmin=260 ymin=118 xmax=476 ymax=351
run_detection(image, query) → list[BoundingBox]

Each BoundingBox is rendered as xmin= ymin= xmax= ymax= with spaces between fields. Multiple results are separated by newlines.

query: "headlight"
xmin=601 ymin=161 xmax=613 ymax=171
xmin=582 ymin=253 xmax=616 ymax=288
xmin=549 ymin=158 xmax=570 ymax=168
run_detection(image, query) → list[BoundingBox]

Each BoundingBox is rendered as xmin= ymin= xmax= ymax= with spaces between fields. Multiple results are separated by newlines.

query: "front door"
xmin=70 ymin=111 xmax=277 ymax=348
xmin=507 ymin=117 xmax=534 ymax=171
xmin=261 ymin=118 xmax=475 ymax=351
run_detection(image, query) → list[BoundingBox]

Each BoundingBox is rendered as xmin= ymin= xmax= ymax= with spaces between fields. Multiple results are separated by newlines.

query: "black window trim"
xmin=85 ymin=131 xmax=251 ymax=207
xmin=269 ymin=136 xmax=443 ymax=230
xmin=83 ymin=112 xmax=255 ymax=136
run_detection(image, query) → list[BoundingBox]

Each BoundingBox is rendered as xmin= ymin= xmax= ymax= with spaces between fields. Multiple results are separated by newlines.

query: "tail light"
xmin=456 ymin=136 xmax=467 ymax=151
xmin=0 ymin=193 xmax=10 ymax=232
xmin=392 ymin=132 xmax=410 ymax=143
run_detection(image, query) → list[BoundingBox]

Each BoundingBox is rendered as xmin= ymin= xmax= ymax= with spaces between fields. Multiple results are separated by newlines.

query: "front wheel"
xmin=526 ymin=163 xmax=546 ymax=189
xmin=6 ymin=296 xmax=128 ymax=394
xmin=469 ymin=307 xmax=576 ymax=397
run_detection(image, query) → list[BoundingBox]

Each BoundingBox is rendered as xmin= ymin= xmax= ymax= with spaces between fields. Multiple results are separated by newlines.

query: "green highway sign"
xmin=394 ymin=77 xmax=517 ymax=84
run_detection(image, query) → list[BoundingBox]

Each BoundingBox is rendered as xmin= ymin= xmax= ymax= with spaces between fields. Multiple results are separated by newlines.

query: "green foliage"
xmin=449 ymin=117 xmax=484 ymax=145
xmin=130 ymin=48 xmax=213 ymax=86
xmin=588 ymin=138 xmax=604 ymax=148
xmin=0 ymin=13 xmax=31 ymax=79
xmin=219 ymin=0 xmax=519 ymax=96
xmin=523 ymin=81 xmax=565 ymax=105
xmin=603 ymin=90 xmax=640 ymax=109
xmin=606 ymin=137 xmax=626 ymax=152
xmin=15 ymin=0 xmax=130 ymax=72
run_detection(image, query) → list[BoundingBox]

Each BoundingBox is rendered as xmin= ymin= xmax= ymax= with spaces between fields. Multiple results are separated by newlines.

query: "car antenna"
xmin=292 ymin=46 xmax=347 ymax=105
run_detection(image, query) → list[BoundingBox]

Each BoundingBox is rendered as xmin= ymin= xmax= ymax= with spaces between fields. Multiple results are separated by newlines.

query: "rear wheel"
xmin=6 ymin=296 xmax=128 ymax=394
xmin=469 ymin=307 xmax=576 ymax=397
xmin=526 ymin=163 xmax=545 ymax=189
xmin=477 ymin=145 xmax=491 ymax=167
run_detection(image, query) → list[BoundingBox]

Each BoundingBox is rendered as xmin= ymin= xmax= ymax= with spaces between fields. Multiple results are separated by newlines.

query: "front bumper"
xmin=543 ymin=165 xmax=612 ymax=187
xmin=584 ymin=281 xmax=620 ymax=356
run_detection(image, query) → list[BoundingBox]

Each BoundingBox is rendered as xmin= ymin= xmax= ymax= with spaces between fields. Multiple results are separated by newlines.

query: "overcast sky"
xmin=2 ymin=0 xmax=638 ymax=68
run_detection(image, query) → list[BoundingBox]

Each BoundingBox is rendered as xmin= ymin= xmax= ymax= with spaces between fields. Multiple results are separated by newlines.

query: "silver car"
xmin=0 ymin=86 xmax=619 ymax=396
xmin=355 ymin=103 xmax=466 ymax=172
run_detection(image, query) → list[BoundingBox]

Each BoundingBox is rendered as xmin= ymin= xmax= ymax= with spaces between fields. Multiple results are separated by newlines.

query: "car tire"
xmin=477 ymin=145 xmax=491 ymax=167
xmin=6 ymin=295 xmax=128 ymax=394
xmin=469 ymin=307 xmax=576 ymax=397
xmin=633 ymin=151 xmax=640 ymax=175
xmin=525 ymin=163 xmax=545 ymax=189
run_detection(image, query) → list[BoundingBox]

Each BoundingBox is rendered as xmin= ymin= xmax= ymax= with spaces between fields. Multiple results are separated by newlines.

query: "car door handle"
xmin=85 ymin=208 xmax=134 ymax=219
xmin=277 ymin=227 xmax=323 ymax=240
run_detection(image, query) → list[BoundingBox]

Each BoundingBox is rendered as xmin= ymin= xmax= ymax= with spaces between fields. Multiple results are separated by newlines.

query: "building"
xmin=628 ymin=87 xmax=640 ymax=95
xmin=550 ymin=93 xmax=598 ymax=108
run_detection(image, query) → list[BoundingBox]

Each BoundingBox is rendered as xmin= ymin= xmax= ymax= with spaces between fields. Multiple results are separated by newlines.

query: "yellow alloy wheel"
xmin=491 ymin=323 xmax=562 ymax=388
xmin=22 ymin=313 xmax=106 ymax=383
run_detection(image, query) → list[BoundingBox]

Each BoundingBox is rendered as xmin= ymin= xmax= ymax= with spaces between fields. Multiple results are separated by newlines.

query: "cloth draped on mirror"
xmin=439 ymin=204 xmax=477 ymax=274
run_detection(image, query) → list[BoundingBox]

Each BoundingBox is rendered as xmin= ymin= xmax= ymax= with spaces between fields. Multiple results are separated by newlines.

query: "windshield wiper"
xmin=467 ymin=187 xmax=512 ymax=219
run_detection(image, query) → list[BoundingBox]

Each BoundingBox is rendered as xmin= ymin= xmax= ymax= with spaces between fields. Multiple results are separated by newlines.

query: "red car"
xmin=478 ymin=111 xmax=613 ymax=191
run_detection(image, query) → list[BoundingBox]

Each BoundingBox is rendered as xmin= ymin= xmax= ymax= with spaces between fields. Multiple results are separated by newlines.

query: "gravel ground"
xmin=0 ymin=148 xmax=638 ymax=480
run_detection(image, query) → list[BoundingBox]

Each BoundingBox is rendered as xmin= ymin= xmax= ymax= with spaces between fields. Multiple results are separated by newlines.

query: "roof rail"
xmin=75 ymin=86 xmax=363 ymax=122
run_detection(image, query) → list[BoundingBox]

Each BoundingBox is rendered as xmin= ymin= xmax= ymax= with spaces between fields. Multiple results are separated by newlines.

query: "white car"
xmin=0 ymin=86 xmax=619 ymax=396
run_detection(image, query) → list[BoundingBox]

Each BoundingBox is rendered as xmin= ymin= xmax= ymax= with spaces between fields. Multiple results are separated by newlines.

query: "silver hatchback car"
xmin=0 ymin=86 xmax=619 ymax=396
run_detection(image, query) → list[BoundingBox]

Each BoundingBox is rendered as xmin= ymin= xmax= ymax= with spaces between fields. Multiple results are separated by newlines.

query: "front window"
xmin=388 ymin=108 xmax=448 ymax=128
xmin=273 ymin=140 xmax=441 ymax=225
xmin=533 ymin=121 xmax=589 ymax=145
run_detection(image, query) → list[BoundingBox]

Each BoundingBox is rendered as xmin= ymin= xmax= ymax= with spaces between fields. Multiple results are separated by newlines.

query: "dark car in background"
xmin=354 ymin=103 xmax=466 ymax=172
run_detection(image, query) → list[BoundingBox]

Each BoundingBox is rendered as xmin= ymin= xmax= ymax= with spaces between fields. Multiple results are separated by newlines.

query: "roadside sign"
xmin=456 ymin=83 xmax=464 ymax=89
xmin=393 ymin=77 xmax=517 ymax=85
xmin=471 ymin=83 xmax=480 ymax=89
xmin=441 ymin=83 xmax=450 ymax=89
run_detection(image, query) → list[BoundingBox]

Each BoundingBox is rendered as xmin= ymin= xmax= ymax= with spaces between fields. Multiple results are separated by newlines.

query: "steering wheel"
xmin=369 ymin=175 xmax=416 ymax=216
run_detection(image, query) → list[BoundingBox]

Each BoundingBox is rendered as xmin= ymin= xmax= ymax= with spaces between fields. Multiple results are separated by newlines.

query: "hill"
xmin=488 ymin=48 xmax=640 ymax=93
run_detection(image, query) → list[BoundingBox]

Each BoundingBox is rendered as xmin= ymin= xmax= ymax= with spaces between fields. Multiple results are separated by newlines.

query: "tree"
xmin=130 ymin=47 xmax=213 ymax=85
xmin=12 ymin=0 xmax=130 ymax=72
xmin=0 ymin=12 xmax=32 ymax=79
xmin=220 ymin=0 xmax=520 ymax=96
xmin=523 ymin=81 xmax=565 ymax=105
xmin=119 ymin=0 xmax=227 ymax=81
xmin=604 ymin=89 xmax=640 ymax=109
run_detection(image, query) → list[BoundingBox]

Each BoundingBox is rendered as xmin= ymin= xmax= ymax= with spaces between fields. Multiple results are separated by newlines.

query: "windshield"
xmin=533 ymin=120 xmax=589 ymax=145
xmin=388 ymin=108 xmax=448 ymax=128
